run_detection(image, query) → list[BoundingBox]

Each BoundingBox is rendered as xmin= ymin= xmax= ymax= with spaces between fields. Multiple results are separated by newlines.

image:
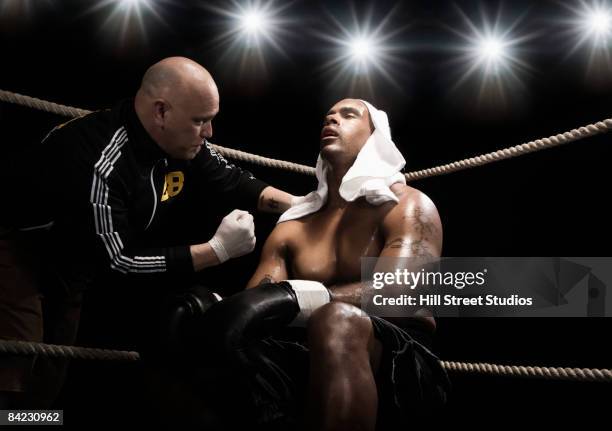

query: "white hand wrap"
xmin=286 ymin=280 xmax=331 ymax=327
xmin=209 ymin=209 xmax=256 ymax=263
xmin=208 ymin=236 xmax=229 ymax=263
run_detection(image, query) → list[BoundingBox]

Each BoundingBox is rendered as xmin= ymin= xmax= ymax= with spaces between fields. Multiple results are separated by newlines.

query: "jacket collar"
xmin=119 ymin=98 xmax=167 ymax=163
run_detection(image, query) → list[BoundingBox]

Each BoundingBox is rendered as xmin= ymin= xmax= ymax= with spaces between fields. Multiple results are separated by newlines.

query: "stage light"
xmin=446 ymin=5 xmax=532 ymax=104
xmin=112 ymin=0 xmax=155 ymax=14
xmin=240 ymin=9 xmax=268 ymax=36
xmin=338 ymin=32 xmax=385 ymax=73
xmin=478 ymin=37 xmax=504 ymax=62
xmin=215 ymin=1 xmax=285 ymax=47
xmin=314 ymin=4 xmax=407 ymax=95
xmin=121 ymin=0 xmax=147 ymax=7
xmin=457 ymin=25 xmax=523 ymax=78
xmin=349 ymin=36 xmax=375 ymax=62
xmin=84 ymin=0 xmax=166 ymax=46
xmin=573 ymin=2 xmax=612 ymax=47
xmin=203 ymin=1 xmax=293 ymax=76
xmin=559 ymin=0 xmax=612 ymax=76
xmin=587 ymin=9 xmax=611 ymax=36
xmin=473 ymin=35 xmax=511 ymax=75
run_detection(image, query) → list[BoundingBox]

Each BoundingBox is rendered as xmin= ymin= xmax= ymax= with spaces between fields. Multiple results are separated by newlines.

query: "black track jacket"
xmin=5 ymin=99 xmax=268 ymax=284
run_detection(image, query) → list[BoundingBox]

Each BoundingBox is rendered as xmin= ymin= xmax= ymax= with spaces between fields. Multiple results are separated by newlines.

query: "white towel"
xmin=278 ymin=100 xmax=406 ymax=224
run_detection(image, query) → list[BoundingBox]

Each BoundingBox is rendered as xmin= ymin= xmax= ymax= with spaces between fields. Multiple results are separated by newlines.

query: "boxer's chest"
xmin=289 ymin=202 xmax=392 ymax=285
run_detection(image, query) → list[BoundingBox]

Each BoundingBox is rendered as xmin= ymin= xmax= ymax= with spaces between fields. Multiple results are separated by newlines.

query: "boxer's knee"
xmin=307 ymin=302 xmax=372 ymax=359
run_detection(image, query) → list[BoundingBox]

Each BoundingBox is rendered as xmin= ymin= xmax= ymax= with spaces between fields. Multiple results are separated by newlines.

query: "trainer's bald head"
xmin=134 ymin=57 xmax=220 ymax=160
xmin=138 ymin=56 xmax=218 ymax=104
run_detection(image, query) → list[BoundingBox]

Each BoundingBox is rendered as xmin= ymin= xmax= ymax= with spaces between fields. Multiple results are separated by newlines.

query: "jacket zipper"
xmin=145 ymin=158 xmax=167 ymax=230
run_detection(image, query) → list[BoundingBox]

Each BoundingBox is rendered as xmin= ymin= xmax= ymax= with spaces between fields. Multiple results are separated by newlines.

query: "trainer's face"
xmin=320 ymin=99 xmax=373 ymax=165
xmin=160 ymin=85 xmax=219 ymax=160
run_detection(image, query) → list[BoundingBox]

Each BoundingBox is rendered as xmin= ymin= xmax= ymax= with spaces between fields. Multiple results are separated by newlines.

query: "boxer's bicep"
xmin=379 ymin=191 xmax=443 ymax=261
xmin=246 ymin=227 xmax=290 ymax=288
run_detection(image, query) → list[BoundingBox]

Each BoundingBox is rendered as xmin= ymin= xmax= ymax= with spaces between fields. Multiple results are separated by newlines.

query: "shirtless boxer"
xmin=243 ymin=98 xmax=448 ymax=430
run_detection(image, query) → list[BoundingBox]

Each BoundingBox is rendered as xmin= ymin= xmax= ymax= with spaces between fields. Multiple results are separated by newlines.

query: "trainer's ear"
xmin=153 ymin=99 xmax=170 ymax=129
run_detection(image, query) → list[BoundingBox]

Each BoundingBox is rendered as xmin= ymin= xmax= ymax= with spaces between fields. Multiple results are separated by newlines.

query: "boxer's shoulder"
xmin=384 ymin=185 xmax=441 ymax=234
xmin=267 ymin=219 xmax=304 ymax=249
xmin=389 ymin=184 xmax=437 ymax=211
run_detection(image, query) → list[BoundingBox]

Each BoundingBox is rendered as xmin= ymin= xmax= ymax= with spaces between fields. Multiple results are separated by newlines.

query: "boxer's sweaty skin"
xmin=247 ymin=182 xmax=442 ymax=332
xmin=245 ymin=99 xmax=443 ymax=430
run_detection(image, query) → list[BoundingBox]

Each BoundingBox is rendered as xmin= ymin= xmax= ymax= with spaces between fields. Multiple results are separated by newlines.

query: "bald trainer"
xmin=0 ymin=56 xmax=295 ymax=408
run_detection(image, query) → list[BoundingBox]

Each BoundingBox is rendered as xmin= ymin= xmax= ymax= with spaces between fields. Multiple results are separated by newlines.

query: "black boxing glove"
xmin=188 ymin=281 xmax=330 ymax=357
xmin=159 ymin=285 xmax=222 ymax=356
xmin=188 ymin=282 xmax=294 ymax=356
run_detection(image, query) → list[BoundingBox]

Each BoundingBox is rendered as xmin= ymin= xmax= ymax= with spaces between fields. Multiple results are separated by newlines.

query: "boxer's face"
xmin=320 ymin=99 xmax=373 ymax=166
xmin=157 ymin=85 xmax=219 ymax=160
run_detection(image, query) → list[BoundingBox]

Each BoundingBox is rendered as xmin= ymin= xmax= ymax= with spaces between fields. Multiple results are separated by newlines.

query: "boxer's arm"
xmin=329 ymin=190 xmax=443 ymax=306
xmin=246 ymin=225 xmax=291 ymax=288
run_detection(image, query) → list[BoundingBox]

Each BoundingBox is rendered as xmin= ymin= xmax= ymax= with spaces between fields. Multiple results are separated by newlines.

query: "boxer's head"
xmin=135 ymin=56 xmax=219 ymax=160
xmin=320 ymin=98 xmax=374 ymax=168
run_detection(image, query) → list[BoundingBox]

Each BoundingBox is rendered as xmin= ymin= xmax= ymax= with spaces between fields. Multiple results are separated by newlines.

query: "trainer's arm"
xmin=329 ymin=190 xmax=443 ymax=307
xmin=192 ymin=143 xmax=295 ymax=214
xmin=257 ymin=186 xmax=296 ymax=214
xmin=190 ymin=243 xmax=221 ymax=272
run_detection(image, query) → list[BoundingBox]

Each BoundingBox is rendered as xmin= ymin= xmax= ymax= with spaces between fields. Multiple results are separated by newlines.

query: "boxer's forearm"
xmin=328 ymin=282 xmax=364 ymax=307
xmin=257 ymin=186 xmax=295 ymax=213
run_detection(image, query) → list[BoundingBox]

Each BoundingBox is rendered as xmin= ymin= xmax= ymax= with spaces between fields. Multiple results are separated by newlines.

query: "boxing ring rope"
xmin=0 ymin=339 xmax=139 ymax=362
xmin=0 ymin=90 xmax=91 ymax=118
xmin=0 ymin=339 xmax=610 ymax=382
xmin=439 ymin=360 xmax=612 ymax=382
xmin=1 ymin=89 xmax=611 ymax=383
xmin=2 ymin=89 xmax=611 ymax=181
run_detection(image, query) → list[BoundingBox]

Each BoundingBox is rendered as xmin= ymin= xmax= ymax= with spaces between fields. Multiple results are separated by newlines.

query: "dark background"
xmin=1 ymin=0 xmax=610 ymax=428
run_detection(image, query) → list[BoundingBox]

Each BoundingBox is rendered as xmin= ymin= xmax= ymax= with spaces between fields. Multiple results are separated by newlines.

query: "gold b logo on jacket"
xmin=161 ymin=171 xmax=184 ymax=202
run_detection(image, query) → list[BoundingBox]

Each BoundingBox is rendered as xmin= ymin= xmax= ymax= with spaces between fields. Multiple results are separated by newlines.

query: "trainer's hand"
xmin=208 ymin=209 xmax=256 ymax=263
